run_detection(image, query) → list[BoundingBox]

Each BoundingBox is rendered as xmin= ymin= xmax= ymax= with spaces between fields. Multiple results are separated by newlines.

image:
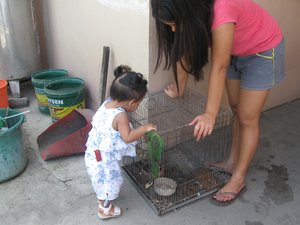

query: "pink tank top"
xmin=211 ymin=0 xmax=283 ymax=56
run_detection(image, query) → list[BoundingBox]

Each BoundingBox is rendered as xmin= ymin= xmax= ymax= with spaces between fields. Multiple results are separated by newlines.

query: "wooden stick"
xmin=99 ymin=46 xmax=110 ymax=106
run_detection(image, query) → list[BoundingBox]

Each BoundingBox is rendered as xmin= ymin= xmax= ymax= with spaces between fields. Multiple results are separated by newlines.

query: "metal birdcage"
xmin=122 ymin=88 xmax=233 ymax=215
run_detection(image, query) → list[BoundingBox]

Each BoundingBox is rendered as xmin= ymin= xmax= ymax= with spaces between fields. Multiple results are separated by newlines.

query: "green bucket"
xmin=31 ymin=69 xmax=68 ymax=114
xmin=44 ymin=77 xmax=85 ymax=122
xmin=0 ymin=109 xmax=26 ymax=182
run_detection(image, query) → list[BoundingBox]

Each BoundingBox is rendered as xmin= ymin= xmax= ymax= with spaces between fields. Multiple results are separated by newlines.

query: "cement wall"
xmin=36 ymin=0 xmax=300 ymax=111
xmin=37 ymin=0 xmax=149 ymax=110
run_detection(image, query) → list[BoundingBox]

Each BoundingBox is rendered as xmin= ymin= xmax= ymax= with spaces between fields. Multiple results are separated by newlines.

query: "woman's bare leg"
xmin=214 ymin=86 xmax=270 ymax=201
xmin=211 ymin=79 xmax=241 ymax=173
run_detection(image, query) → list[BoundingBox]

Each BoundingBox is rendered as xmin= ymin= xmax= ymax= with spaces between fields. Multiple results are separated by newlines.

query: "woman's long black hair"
xmin=151 ymin=0 xmax=214 ymax=90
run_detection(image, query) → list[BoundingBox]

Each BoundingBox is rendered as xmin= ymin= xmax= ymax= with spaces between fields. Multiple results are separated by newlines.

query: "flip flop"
xmin=210 ymin=185 xmax=247 ymax=206
xmin=98 ymin=203 xmax=122 ymax=219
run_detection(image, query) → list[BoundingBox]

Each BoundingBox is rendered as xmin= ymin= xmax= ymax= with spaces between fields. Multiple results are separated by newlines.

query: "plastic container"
xmin=31 ymin=69 xmax=68 ymax=114
xmin=0 ymin=80 xmax=9 ymax=108
xmin=44 ymin=77 xmax=85 ymax=122
xmin=0 ymin=109 xmax=26 ymax=182
xmin=154 ymin=177 xmax=177 ymax=196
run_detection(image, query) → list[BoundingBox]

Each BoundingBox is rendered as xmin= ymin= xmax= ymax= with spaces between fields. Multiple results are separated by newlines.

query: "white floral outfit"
xmin=85 ymin=99 xmax=136 ymax=200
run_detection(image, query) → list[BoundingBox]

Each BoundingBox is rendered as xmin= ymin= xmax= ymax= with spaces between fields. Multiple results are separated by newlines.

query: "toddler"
xmin=85 ymin=65 xmax=156 ymax=219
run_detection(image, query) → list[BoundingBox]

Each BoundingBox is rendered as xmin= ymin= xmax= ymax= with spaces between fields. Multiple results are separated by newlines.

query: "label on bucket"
xmin=34 ymin=87 xmax=50 ymax=114
xmin=35 ymin=90 xmax=48 ymax=107
xmin=48 ymin=101 xmax=85 ymax=122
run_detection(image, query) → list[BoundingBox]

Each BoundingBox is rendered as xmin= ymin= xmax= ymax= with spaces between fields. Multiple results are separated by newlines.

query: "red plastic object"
xmin=94 ymin=149 xmax=102 ymax=162
xmin=37 ymin=109 xmax=94 ymax=160
xmin=0 ymin=79 xmax=9 ymax=108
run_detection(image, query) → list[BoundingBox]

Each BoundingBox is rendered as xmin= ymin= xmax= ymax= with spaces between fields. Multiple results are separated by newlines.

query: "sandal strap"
xmin=114 ymin=205 xmax=121 ymax=215
xmin=99 ymin=203 xmax=112 ymax=215
xmin=218 ymin=191 xmax=237 ymax=197
xmin=214 ymin=185 xmax=246 ymax=198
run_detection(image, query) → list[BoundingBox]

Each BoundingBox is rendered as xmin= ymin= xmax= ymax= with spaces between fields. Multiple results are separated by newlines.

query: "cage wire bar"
xmin=122 ymin=88 xmax=233 ymax=215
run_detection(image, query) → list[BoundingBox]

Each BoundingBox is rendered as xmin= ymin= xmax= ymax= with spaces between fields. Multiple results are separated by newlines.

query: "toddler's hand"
xmin=145 ymin=123 xmax=157 ymax=132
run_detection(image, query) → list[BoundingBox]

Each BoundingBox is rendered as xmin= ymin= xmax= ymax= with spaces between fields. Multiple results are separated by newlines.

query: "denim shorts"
xmin=227 ymin=39 xmax=285 ymax=90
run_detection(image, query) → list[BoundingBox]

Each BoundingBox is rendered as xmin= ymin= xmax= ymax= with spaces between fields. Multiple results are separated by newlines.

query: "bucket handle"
xmin=0 ymin=110 xmax=29 ymax=125
xmin=1 ymin=110 xmax=30 ymax=120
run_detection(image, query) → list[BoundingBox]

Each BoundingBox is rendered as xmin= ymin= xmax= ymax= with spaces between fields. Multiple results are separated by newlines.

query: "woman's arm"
xmin=190 ymin=23 xmax=234 ymax=141
xmin=206 ymin=23 xmax=234 ymax=117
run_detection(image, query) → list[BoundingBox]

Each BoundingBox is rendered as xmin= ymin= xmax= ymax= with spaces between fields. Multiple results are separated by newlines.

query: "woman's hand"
xmin=189 ymin=112 xmax=216 ymax=141
xmin=164 ymin=58 xmax=189 ymax=98
xmin=164 ymin=83 xmax=180 ymax=98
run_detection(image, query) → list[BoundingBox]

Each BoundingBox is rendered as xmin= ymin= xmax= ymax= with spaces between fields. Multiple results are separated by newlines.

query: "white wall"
xmin=41 ymin=0 xmax=149 ymax=110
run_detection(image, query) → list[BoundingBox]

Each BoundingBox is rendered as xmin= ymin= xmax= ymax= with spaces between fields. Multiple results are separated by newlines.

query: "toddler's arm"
xmin=114 ymin=112 xmax=157 ymax=143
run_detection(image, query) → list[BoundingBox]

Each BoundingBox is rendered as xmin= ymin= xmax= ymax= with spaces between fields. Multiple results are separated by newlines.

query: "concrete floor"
xmin=1 ymin=85 xmax=300 ymax=225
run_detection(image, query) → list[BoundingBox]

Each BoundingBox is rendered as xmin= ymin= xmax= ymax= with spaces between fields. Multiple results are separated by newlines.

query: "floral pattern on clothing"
xmin=85 ymin=153 xmax=123 ymax=200
xmin=85 ymin=99 xmax=137 ymax=200
xmin=85 ymin=99 xmax=137 ymax=162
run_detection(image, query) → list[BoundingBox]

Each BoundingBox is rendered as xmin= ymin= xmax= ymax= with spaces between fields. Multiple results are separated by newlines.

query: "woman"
xmin=151 ymin=0 xmax=285 ymax=205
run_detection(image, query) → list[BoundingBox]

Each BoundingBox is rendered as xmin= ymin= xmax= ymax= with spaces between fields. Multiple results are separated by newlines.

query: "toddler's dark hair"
xmin=110 ymin=65 xmax=148 ymax=102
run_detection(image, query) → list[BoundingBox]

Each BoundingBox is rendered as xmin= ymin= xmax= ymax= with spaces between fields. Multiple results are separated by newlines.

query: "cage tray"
xmin=122 ymin=141 xmax=231 ymax=215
